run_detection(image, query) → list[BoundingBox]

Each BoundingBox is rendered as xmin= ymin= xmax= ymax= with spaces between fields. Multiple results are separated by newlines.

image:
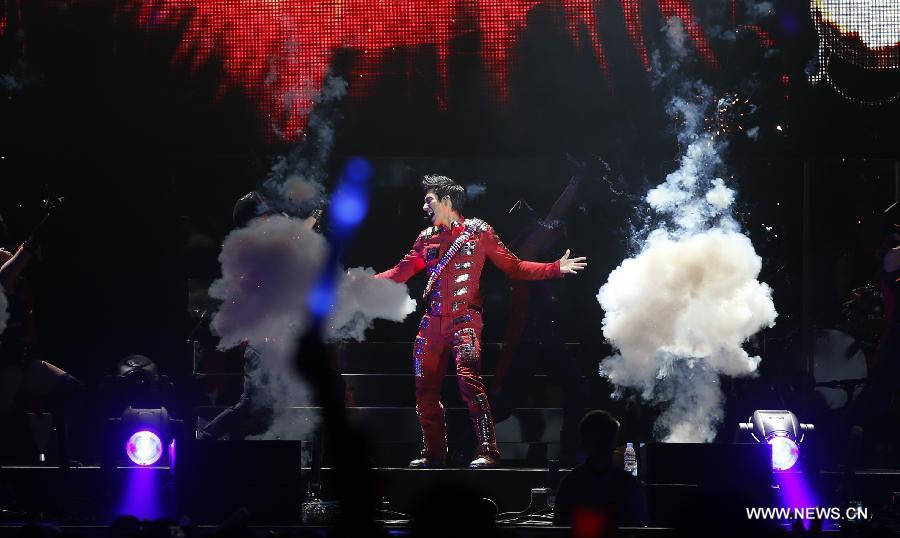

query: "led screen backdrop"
xmin=126 ymin=0 xmax=730 ymax=140
xmin=1 ymin=0 xmax=897 ymax=139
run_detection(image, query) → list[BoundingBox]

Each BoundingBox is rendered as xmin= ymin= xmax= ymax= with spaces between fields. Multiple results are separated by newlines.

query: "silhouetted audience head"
xmin=108 ymin=516 xmax=141 ymax=538
xmin=579 ymin=409 xmax=620 ymax=460
xmin=410 ymin=479 xmax=502 ymax=538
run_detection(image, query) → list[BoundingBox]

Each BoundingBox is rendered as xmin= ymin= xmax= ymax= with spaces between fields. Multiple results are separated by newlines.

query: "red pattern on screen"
xmin=129 ymin=0 xmax=719 ymax=140
xmin=742 ymin=24 xmax=774 ymax=48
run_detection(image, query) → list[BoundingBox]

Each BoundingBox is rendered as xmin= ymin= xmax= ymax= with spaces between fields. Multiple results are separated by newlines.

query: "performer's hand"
xmin=559 ymin=249 xmax=587 ymax=275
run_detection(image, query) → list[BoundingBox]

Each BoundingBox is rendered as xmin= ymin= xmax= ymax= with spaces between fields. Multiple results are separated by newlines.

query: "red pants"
xmin=413 ymin=310 xmax=499 ymax=462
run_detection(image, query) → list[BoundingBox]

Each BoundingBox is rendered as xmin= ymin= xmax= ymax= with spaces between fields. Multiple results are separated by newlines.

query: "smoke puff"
xmin=0 ymin=287 xmax=8 ymax=336
xmin=264 ymin=73 xmax=348 ymax=212
xmin=705 ymin=178 xmax=735 ymax=210
xmin=646 ymin=135 xmax=731 ymax=235
xmin=654 ymin=365 xmax=724 ymax=442
xmin=329 ymin=268 xmax=417 ymax=341
xmin=466 ymin=183 xmax=487 ymax=199
xmin=211 ymin=214 xmax=418 ymax=350
xmin=746 ymin=1 xmax=774 ymax=19
xmin=208 ymin=214 xmax=417 ymax=440
xmin=274 ymin=175 xmax=326 ymax=216
xmin=599 ymin=64 xmax=776 ymax=441
xmin=598 ymin=229 xmax=776 ymax=442
xmin=599 ymin=228 xmax=775 ymax=386
xmin=664 ymin=17 xmax=690 ymax=60
xmin=210 ymin=215 xmax=326 ymax=352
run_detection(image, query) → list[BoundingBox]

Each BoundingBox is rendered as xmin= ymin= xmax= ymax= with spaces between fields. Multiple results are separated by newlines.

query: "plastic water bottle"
xmin=624 ymin=442 xmax=637 ymax=477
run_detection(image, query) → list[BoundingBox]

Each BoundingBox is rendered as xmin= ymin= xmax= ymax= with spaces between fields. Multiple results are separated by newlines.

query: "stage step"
xmin=191 ymin=341 xmax=590 ymax=467
xmin=195 ymin=373 xmax=569 ymax=407
xmin=194 ymin=341 xmax=588 ymax=375
xmin=195 ymin=406 xmax=564 ymax=442
xmin=194 ymin=405 xmax=566 ymax=466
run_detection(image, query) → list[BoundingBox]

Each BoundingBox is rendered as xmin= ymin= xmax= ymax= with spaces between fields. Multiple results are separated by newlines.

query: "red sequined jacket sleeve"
xmin=482 ymin=225 xmax=561 ymax=280
xmin=374 ymin=235 xmax=426 ymax=283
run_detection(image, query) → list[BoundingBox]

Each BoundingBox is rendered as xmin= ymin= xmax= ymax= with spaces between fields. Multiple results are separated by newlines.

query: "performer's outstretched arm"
xmin=374 ymin=235 xmax=426 ymax=283
xmin=483 ymin=225 xmax=586 ymax=279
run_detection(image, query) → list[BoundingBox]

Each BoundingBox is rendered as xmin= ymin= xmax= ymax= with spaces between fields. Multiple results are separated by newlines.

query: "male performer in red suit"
xmin=376 ymin=175 xmax=587 ymax=468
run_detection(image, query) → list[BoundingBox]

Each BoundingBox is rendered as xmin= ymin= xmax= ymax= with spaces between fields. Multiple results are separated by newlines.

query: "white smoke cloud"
xmin=329 ymin=267 xmax=417 ymax=342
xmin=263 ymin=73 xmax=348 ymax=216
xmin=599 ymin=230 xmax=775 ymax=386
xmin=275 ymin=176 xmax=325 ymax=210
xmin=209 ymin=215 xmax=416 ymax=439
xmin=205 ymin=73 xmax=413 ymax=441
xmin=664 ymin=17 xmax=690 ymax=61
xmin=210 ymin=216 xmax=325 ymax=351
xmin=598 ymin=51 xmax=777 ymax=442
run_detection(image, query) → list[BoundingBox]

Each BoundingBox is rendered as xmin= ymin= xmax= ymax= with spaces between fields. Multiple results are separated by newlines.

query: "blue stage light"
xmin=343 ymin=157 xmax=373 ymax=184
xmin=769 ymin=435 xmax=800 ymax=471
xmin=739 ymin=410 xmax=813 ymax=472
xmin=330 ymin=185 xmax=368 ymax=230
xmin=329 ymin=157 xmax=373 ymax=235
xmin=125 ymin=430 xmax=164 ymax=466
xmin=308 ymin=281 xmax=335 ymax=318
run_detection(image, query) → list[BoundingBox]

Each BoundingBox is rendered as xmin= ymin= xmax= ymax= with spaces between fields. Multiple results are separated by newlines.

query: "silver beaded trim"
xmin=453 ymin=327 xmax=478 ymax=365
xmin=464 ymin=218 xmax=489 ymax=233
xmin=454 ymin=327 xmax=476 ymax=343
xmin=474 ymin=393 xmax=496 ymax=446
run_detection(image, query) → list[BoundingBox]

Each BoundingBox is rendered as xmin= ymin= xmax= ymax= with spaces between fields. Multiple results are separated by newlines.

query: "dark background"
xmin=1 ymin=0 xmax=898 ymax=456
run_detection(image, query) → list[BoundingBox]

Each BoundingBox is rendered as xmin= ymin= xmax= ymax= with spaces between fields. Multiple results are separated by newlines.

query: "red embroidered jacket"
xmin=375 ymin=218 xmax=561 ymax=316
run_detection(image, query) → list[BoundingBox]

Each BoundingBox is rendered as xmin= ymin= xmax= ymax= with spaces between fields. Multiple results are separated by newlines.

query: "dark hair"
xmin=422 ymin=175 xmax=466 ymax=213
xmin=579 ymin=410 xmax=620 ymax=452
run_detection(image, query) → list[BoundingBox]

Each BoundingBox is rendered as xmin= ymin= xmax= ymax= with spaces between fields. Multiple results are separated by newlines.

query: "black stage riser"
xmin=2 ymin=464 xmax=898 ymax=526
xmin=0 ymin=526 xmax=675 ymax=538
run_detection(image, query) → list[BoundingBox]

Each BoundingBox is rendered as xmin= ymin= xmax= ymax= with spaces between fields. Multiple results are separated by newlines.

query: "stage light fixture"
xmin=103 ymin=398 xmax=180 ymax=469
xmin=739 ymin=410 xmax=813 ymax=471
xmin=113 ymin=406 xmax=177 ymax=467
xmin=126 ymin=430 xmax=164 ymax=466
xmin=101 ymin=355 xmax=182 ymax=469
